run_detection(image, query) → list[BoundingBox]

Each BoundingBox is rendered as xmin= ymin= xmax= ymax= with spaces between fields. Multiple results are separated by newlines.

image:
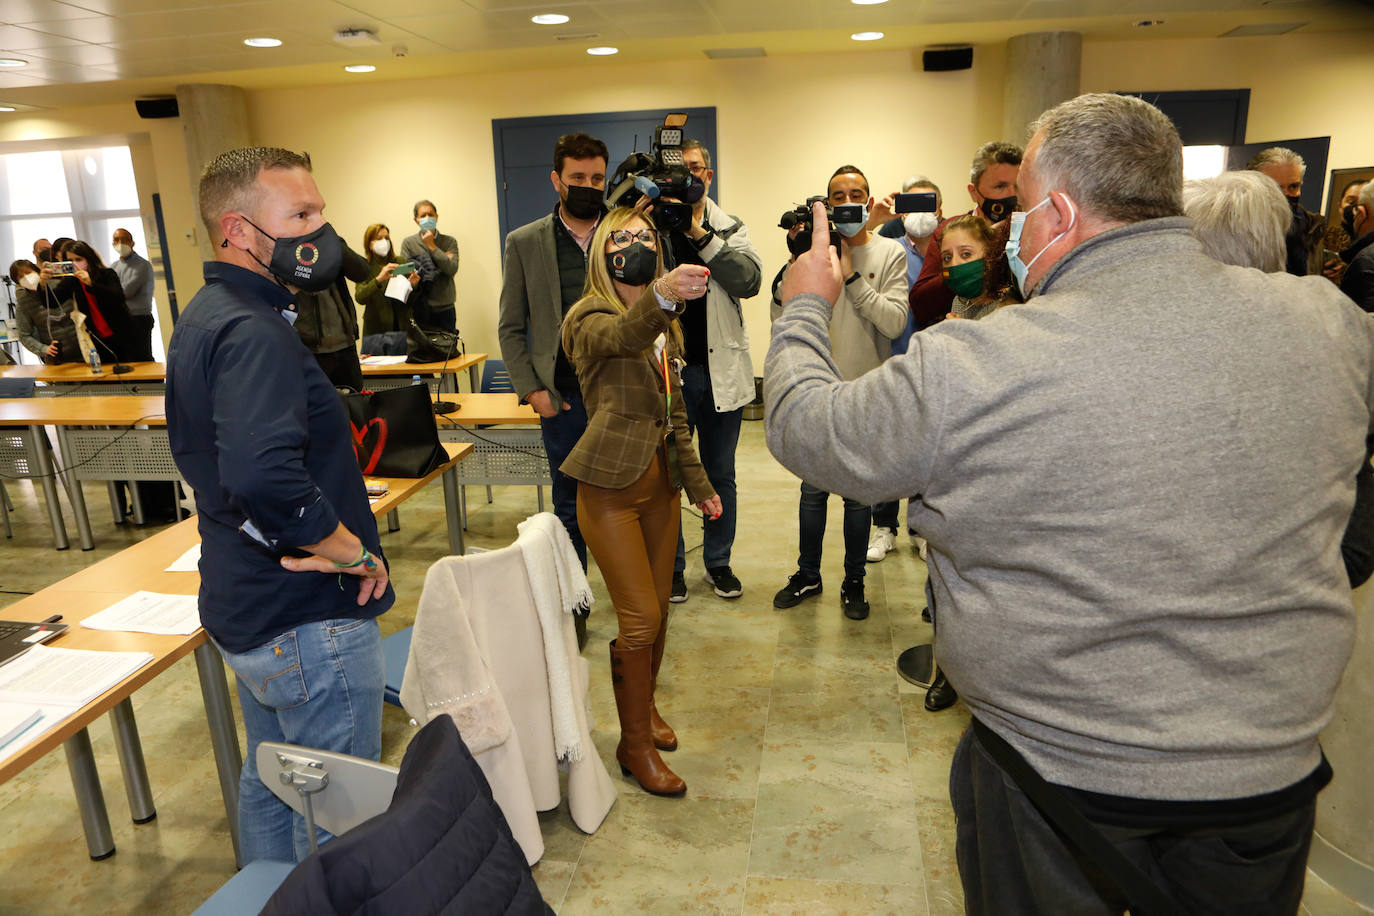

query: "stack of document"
xmin=0 ymin=645 xmax=155 ymax=764
xmin=81 ymin=591 xmax=200 ymax=636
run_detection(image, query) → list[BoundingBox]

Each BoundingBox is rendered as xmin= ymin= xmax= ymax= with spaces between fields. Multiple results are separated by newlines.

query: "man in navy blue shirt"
xmin=167 ymin=147 xmax=393 ymax=863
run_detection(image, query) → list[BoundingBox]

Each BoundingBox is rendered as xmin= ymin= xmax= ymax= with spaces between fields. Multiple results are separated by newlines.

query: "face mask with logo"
xmin=904 ymin=212 xmax=939 ymax=238
xmin=605 ymin=242 xmax=657 ymax=286
xmin=834 ymin=204 xmax=868 ymax=239
xmin=370 ymin=238 xmax=392 ymax=258
xmin=563 ymin=184 xmax=605 ymax=221
xmin=943 ymin=259 xmax=985 ymax=299
xmin=239 ymin=215 xmax=344 ymax=292
xmin=1005 ymin=194 xmax=1075 ymax=299
xmin=418 ymin=215 xmax=438 ymax=234
xmin=19 ymin=273 xmax=39 ymax=291
xmin=980 ymin=195 xmax=1017 ymax=223
xmin=113 ymin=243 xmax=132 ymax=258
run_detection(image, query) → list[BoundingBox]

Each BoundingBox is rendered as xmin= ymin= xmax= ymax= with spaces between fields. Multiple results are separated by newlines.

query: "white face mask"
xmin=371 ymin=238 xmax=392 ymax=257
xmin=113 ymin=243 xmax=132 ymax=258
xmin=19 ymin=273 xmax=39 ymax=291
xmin=903 ymin=212 xmax=939 ymax=238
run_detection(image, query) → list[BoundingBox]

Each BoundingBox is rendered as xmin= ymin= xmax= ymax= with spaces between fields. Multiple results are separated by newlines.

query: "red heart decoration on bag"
xmin=350 ymin=417 xmax=389 ymax=474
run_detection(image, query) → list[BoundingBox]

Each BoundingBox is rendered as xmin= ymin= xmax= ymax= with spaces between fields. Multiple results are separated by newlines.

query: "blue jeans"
xmin=674 ymin=365 xmax=743 ymax=573
xmin=215 ymin=617 xmax=384 ymax=863
xmin=798 ymin=481 xmax=870 ymax=580
xmin=540 ymin=392 xmax=589 ymax=570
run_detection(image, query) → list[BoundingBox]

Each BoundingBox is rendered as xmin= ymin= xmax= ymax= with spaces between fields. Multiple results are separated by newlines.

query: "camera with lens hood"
xmin=606 ymin=112 xmax=706 ymax=234
xmin=778 ymin=197 xmax=865 ymax=258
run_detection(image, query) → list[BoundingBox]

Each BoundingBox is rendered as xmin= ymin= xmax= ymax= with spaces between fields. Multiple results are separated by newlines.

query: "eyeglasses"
xmin=609 ymin=228 xmax=657 ymax=246
xmin=686 ymin=164 xmax=708 ymax=176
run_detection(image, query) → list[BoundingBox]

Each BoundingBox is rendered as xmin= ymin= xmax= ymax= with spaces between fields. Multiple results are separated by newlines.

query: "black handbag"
xmin=406 ymin=319 xmax=464 ymax=364
xmin=340 ymin=383 xmax=446 ymax=478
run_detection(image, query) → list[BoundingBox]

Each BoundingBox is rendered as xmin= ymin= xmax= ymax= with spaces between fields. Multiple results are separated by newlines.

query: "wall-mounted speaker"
xmin=923 ymin=47 xmax=973 ymax=72
xmin=135 ymin=97 xmax=179 ymax=119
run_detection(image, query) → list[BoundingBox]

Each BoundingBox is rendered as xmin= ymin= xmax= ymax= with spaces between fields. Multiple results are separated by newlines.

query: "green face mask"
xmin=943 ymin=258 xmax=985 ymax=299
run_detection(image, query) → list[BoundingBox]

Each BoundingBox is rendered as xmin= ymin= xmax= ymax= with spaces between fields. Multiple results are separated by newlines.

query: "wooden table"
xmin=361 ymin=352 xmax=487 ymax=394
xmin=0 ymin=441 xmax=473 ymax=864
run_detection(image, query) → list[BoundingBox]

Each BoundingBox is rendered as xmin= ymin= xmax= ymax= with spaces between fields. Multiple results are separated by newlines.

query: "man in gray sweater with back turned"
xmin=766 ymin=93 xmax=1373 ymax=915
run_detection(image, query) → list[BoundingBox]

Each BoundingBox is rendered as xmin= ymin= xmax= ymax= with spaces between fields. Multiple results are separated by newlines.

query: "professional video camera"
xmin=778 ymin=197 xmax=865 ymax=258
xmin=606 ymin=112 xmax=706 ymax=233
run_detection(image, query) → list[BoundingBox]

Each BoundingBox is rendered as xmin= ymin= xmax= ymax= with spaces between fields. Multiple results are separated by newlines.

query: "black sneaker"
xmin=841 ymin=576 xmax=869 ymax=620
xmin=704 ymin=566 xmax=743 ymax=599
xmin=670 ymin=572 xmax=688 ymax=603
xmin=772 ymin=571 xmax=822 ymax=609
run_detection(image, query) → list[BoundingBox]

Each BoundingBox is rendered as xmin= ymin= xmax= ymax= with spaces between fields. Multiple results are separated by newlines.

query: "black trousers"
xmin=127 ymin=314 xmax=156 ymax=362
xmin=313 ymin=346 xmax=363 ymax=391
xmin=950 ymin=726 xmax=1316 ymax=916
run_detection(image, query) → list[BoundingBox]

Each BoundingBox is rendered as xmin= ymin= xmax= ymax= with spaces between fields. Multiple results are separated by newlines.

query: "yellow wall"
xmin=2 ymin=29 xmax=1372 ymax=368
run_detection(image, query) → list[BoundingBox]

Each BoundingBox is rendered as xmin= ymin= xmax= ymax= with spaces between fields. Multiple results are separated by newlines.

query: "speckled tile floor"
xmin=0 ymin=422 xmax=1367 ymax=915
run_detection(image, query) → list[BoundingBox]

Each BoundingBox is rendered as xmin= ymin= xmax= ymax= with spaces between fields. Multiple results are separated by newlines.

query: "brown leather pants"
xmin=577 ymin=448 xmax=680 ymax=651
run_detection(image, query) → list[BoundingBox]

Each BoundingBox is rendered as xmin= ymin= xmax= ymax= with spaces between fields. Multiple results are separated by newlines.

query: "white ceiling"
xmin=0 ymin=0 xmax=1371 ymax=106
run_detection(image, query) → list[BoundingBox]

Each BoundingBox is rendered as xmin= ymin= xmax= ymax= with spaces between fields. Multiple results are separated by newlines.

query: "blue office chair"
xmin=479 ymin=358 xmax=515 ymax=395
xmin=381 ymin=627 xmax=412 ymax=708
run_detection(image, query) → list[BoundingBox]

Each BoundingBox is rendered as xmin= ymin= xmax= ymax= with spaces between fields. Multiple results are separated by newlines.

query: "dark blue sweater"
xmin=167 ymin=262 xmax=393 ymax=653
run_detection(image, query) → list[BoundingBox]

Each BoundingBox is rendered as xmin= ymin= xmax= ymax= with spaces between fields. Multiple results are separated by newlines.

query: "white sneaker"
xmin=866 ymin=527 xmax=897 ymax=562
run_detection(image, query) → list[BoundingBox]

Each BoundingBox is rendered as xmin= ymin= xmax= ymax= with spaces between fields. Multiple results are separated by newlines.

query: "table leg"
xmin=386 ymin=509 xmax=400 ymax=533
xmin=29 ymin=425 xmax=69 ymax=550
xmin=107 ymin=481 xmax=123 ymax=524
xmin=194 ymin=641 xmax=244 ymax=869
xmin=63 ymin=728 xmax=115 ymax=860
xmin=442 ymin=465 xmax=464 ymax=555
xmin=55 ymin=427 xmax=94 ymax=551
xmin=459 ymin=485 xmax=468 ymax=530
xmin=129 ymin=482 xmax=146 ymax=526
xmin=467 ymin=363 xmax=479 ymax=393
xmin=108 ymin=698 xmax=156 ymax=824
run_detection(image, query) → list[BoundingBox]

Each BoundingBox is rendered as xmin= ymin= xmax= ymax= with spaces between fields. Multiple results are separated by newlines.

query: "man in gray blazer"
xmin=497 ymin=132 xmax=609 ymax=574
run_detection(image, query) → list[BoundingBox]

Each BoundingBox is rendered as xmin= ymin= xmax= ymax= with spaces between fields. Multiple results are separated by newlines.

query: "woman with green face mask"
xmin=940 ymin=214 xmax=1015 ymax=322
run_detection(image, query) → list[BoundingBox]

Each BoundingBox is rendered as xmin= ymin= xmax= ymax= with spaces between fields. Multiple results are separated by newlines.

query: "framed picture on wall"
xmin=1325 ymin=166 xmax=1374 ymax=233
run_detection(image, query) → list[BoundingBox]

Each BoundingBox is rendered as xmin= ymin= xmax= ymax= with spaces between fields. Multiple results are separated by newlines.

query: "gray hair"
xmin=1245 ymin=147 xmax=1306 ymax=175
xmin=968 ymin=142 xmax=1023 ymax=187
xmin=1027 ymin=93 xmax=1183 ymax=224
xmin=199 ymin=147 xmax=312 ymax=244
xmin=902 ymin=175 xmax=942 ymax=207
xmin=1182 ymin=171 xmax=1288 ymax=273
xmin=1359 ymin=181 xmax=1374 ymax=213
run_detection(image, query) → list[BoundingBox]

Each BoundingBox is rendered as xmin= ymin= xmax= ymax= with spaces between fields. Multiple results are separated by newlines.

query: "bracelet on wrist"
xmin=655 ymin=276 xmax=686 ymax=303
xmin=335 ymin=545 xmax=370 ymax=569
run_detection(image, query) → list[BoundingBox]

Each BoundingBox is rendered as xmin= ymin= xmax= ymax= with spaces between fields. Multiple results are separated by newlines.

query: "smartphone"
xmin=49 ymin=261 xmax=76 ymax=277
xmin=894 ymin=192 xmax=939 ymax=214
xmin=1323 ymin=249 xmax=1342 ymax=264
xmin=393 ymin=262 xmax=416 ymax=276
xmin=831 ymin=204 xmax=865 ymax=224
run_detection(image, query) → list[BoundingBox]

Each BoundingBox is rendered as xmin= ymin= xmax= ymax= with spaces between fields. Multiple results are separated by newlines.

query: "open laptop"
xmin=0 ymin=619 xmax=68 ymax=667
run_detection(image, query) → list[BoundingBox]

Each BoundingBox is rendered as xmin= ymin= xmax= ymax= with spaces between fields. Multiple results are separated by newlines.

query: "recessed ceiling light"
xmin=852 ymin=0 xmax=889 ymax=4
xmin=851 ymin=31 xmax=884 ymax=41
xmin=0 ymin=59 xmax=28 ymax=68
xmin=587 ymin=46 xmax=618 ymax=55
xmin=243 ymin=37 xmax=281 ymax=48
xmin=344 ymin=64 xmax=376 ymax=73
xmin=0 ymin=107 xmax=15 ymax=113
xmin=1135 ymin=19 xmax=1165 ymax=27
xmin=532 ymin=13 xmax=570 ymax=25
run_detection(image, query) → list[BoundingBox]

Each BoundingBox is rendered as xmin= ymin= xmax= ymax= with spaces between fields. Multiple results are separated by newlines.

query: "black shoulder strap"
xmin=971 ymin=719 xmax=1187 ymax=916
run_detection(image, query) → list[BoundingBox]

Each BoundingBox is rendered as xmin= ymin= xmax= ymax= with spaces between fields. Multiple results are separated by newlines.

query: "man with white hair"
xmin=766 ymin=93 xmax=1370 ymax=914
xmin=1340 ymin=180 xmax=1374 ymax=312
xmin=1182 ymin=170 xmax=1290 ymax=272
xmin=1248 ymin=146 xmax=1325 ymax=276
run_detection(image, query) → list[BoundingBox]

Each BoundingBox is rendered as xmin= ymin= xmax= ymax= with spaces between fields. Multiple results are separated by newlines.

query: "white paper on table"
xmin=359 ymin=355 xmax=409 ymax=366
xmin=0 ymin=645 xmax=154 ymax=706
xmin=81 ymin=591 xmax=201 ymax=635
xmin=165 ymin=543 xmax=200 ymax=572
xmin=0 ymin=703 xmax=76 ymax=765
xmin=384 ymin=275 xmax=413 ymax=303
xmin=0 ymin=700 xmax=43 ymax=747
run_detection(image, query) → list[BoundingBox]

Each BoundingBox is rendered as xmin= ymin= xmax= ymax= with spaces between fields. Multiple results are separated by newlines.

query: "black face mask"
xmin=562 ymin=184 xmax=605 ymax=221
xmin=605 ymin=242 xmax=657 ymax=286
xmin=239 ymin=216 xmax=343 ymax=292
xmin=1342 ymin=204 xmax=1360 ymax=238
xmin=1286 ymin=194 xmax=1305 ymax=218
xmin=979 ymin=194 xmax=1016 ymax=223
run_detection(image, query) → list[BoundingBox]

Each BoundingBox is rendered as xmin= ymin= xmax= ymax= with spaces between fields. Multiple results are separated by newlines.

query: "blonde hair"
xmin=569 ymin=206 xmax=681 ymax=352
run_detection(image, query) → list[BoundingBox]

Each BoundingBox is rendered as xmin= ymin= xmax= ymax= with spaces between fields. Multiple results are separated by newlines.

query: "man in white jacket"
xmin=770 ymin=164 xmax=908 ymax=621
xmin=666 ymin=140 xmax=763 ymax=603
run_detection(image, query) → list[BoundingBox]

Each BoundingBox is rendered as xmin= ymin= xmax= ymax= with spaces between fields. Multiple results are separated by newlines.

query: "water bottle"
xmin=412 ymin=374 xmax=422 ymax=386
xmin=88 ymin=346 xmax=102 ymax=375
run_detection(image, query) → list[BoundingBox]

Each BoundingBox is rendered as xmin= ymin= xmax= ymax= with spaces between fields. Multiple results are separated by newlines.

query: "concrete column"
xmin=1002 ymin=32 xmax=1082 ymax=144
xmin=1310 ymin=581 xmax=1374 ymax=906
xmin=174 ymin=83 xmax=250 ymax=262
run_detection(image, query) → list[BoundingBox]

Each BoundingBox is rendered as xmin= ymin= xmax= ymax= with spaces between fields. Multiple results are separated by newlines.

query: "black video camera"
xmin=606 ymin=112 xmax=706 ymax=234
xmin=779 ymin=197 xmax=865 ymax=258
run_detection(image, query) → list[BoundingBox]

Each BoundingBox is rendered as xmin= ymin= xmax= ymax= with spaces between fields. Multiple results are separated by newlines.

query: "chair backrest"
xmin=480 ymin=358 xmax=515 ymax=394
xmin=0 ymin=378 xmax=36 ymax=398
xmin=256 ymin=741 xmax=399 ymax=840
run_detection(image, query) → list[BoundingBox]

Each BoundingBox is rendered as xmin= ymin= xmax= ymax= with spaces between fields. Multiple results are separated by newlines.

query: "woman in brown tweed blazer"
xmin=561 ymin=206 xmax=721 ymax=796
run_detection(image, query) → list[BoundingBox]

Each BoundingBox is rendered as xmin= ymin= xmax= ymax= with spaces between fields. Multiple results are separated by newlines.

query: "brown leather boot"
xmin=648 ymin=617 xmax=677 ymax=751
xmin=610 ymin=640 xmax=686 ymax=796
